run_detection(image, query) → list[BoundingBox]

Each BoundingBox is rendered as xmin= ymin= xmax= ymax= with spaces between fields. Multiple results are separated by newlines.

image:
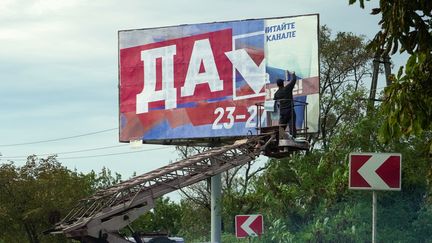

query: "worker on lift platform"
xmin=274 ymin=72 xmax=297 ymax=138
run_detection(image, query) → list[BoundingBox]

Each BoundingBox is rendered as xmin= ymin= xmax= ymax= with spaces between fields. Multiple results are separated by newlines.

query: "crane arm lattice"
xmin=50 ymin=136 xmax=268 ymax=241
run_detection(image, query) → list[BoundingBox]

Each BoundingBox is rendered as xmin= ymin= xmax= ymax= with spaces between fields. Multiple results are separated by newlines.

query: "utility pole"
xmin=368 ymin=53 xmax=392 ymax=112
xmin=369 ymin=53 xmax=380 ymax=107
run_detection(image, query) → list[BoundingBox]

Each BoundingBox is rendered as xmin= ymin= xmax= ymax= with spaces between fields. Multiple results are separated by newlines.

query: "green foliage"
xmin=87 ymin=166 xmax=122 ymax=190
xmin=0 ymin=156 xmax=127 ymax=243
xmin=350 ymin=0 xmax=432 ymax=149
xmin=253 ymin=110 xmax=431 ymax=241
xmin=299 ymin=200 xmax=371 ymax=242
xmin=380 ymin=53 xmax=432 ymax=143
xmin=177 ymin=199 xmax=211 ymax=242
xmin=263 ymin=218 xmax=295 ymax=243
xmin=0 ymin=156 xmax=93 ymax=243
xmin=408 ymin=203 xmax=432 ymax=241
xmin=129 ymin=197 xmax=182 ymax=236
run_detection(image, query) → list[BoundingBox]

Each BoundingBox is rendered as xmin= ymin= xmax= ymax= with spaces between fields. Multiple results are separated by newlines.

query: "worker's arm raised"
xmin=285 ymin=72 xmax=297 ymax=91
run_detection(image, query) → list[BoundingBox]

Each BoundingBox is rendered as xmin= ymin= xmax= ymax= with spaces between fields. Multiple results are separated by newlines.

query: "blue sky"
xmin=0 ymin=0 xmax=394 ymax=180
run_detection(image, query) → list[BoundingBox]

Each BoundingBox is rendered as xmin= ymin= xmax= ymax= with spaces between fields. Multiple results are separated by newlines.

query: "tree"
xmin=0 ymin=156 xmax=93 ymax=243
xmin=86 ymin=166 xmax=122 ymax=190
xmin=129 ymin=197 xmax=182 ymax=236
xmin=349 ymin=0 xmax=432 ymax=148
xmin=0 ymin=156 xmax=124 ymax=243
xmin=318 ymin=26 xmax=372 ymax=149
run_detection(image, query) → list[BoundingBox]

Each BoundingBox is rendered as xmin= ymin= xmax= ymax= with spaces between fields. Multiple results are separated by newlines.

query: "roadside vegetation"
xmin=1 ymin=1 xmax=431 ymax=241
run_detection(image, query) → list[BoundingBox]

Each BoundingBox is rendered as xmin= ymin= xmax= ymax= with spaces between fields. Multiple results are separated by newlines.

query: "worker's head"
xmin=276 ymin=79 xmax=284 ymax=88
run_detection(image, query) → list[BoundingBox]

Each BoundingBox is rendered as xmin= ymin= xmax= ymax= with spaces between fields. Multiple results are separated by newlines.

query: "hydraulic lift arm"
xmin=49 ymin=136 xmax=269 ymax=242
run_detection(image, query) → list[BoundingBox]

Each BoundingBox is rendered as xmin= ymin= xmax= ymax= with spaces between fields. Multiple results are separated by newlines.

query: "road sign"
xmin=349 ymin=153 xmax=401 ymax=190
xmin=235 ymin=214 xmax=263 ymax=238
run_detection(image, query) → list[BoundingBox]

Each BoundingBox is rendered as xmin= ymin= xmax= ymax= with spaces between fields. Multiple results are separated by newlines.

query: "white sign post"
xmin=349 ymin=153 xmax=402 ymax=243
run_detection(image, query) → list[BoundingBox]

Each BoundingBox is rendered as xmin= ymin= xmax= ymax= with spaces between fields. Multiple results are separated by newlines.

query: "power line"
xmin=58 ymin=147 xmax=170 ymax=160
xmin=0 ymin=128 xmax=117 ymax=147
xmin=1 ymin=144 xmax=129 ymax=159
xmin=2 ymin=146 xmax=171 ymax=161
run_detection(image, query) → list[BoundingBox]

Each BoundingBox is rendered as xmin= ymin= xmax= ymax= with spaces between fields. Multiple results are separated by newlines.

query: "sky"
xmin=0 ymin=0 xmax=394 ymax=183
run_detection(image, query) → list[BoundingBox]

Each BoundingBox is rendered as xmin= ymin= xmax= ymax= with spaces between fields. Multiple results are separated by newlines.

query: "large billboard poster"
xmin=119 ymin=14 xmax=319 ymax=143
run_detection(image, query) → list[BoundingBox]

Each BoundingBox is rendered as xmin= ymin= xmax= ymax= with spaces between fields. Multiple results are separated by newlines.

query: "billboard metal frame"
xmin=118 ymin=14 xmax=320 ymax=145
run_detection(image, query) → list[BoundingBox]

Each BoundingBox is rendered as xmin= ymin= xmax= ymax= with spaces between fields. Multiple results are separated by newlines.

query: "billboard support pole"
xmin=211 ymin=173 xmax=222 ymax=243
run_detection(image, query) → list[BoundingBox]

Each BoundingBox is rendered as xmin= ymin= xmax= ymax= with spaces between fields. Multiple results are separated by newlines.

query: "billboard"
xmin=119 ymin=14 xmax=319 ymax=143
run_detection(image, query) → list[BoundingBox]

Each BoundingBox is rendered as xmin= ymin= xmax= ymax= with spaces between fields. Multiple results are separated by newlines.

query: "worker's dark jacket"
xmin=273 ymin=75 xmax=297 ymax=114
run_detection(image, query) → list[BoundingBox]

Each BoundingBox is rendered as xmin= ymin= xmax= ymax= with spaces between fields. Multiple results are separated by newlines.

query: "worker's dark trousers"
xmin=280 ymin=109 xmax=296 ymax=138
